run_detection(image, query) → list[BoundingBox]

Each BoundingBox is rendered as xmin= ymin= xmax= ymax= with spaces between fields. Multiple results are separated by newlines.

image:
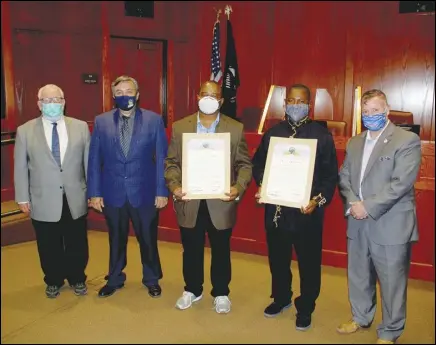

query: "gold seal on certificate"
xmin=260 ymin=137 xmax=318 ymax=208
xmin=182 ymin=133 xmax=231 ymax=199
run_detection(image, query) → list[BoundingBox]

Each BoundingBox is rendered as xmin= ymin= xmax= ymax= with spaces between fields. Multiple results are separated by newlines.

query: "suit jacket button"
xmin=60 ymin=169 xmax=63 ymax=172
xmin=125 ymin=176 xmax=127 ymax=179
xmin=60 ymin=186 xmax=63 ymax=189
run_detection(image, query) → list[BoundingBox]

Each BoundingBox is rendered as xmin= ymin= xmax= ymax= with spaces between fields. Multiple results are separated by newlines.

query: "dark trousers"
xmin=103 ymin=202 xmax=162 ymax=287
xmin=180 ymin=200 xmax=232 ymax=297
xmin=32 ymin=195 xmax=89 ymax=287
xmin=266 ymin=222 xmax=323 ymax=316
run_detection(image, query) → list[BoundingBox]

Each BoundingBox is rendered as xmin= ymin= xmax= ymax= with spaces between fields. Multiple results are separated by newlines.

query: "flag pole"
xmin=352 ymin=86 xmax=362 ymax=136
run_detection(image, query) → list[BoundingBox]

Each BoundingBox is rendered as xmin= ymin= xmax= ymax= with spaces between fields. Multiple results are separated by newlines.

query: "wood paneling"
xmin=170 ymin=1 xmax=435 ymax=139
xmin=101 ymin=1 xmax=111 ymax=113
xmin=11 ymin=31 xmax=101 ymax=124
xmin=9 ymin=1 xmax=102 ymax=34
xmin=1 ymin=0 xmax=16 ymax=131
xmin=350 ymin=2 xmax=435 ymax=139
xmin=2 ymin=1 xmax=434 ymax=137
xmin=109 ymin=38 xmax=163 ymax=115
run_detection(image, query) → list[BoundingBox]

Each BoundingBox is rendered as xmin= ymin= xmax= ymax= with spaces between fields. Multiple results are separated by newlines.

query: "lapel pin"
xmin=383 ymin=139 xmax=388 ymax=144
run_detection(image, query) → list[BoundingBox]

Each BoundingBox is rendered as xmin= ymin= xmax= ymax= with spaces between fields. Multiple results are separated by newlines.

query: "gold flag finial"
xmin=225 ymin=5 xmax=233 ymax=20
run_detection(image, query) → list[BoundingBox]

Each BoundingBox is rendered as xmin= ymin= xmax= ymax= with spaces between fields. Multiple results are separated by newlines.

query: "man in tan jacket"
xmin=165 ymin=81 xmax=252 ymax=314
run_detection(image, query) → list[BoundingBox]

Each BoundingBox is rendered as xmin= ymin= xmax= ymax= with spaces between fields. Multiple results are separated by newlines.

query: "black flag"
xmin=221 ymin=19 xmax=240 ymax=119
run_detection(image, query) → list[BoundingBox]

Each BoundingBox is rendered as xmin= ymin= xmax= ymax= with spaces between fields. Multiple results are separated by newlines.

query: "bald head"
xmin=197 ymin=81 xmax=224 ymax=116
xmin=38 ymin=84 xmax=64 ymax=100
xmin=198 ymin=81 xmax=222 ymax=99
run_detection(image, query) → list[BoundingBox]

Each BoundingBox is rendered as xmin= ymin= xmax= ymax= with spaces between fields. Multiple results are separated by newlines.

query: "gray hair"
xmin=111 ymin=75 xmax=139 ymax=92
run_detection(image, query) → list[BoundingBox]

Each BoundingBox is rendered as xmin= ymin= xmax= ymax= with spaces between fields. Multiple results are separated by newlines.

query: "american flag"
xmin=210 ymin=22 xmax=222 ymax=82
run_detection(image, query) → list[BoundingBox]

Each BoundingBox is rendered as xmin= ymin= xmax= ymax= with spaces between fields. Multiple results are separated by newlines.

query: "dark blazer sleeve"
xmin=155 ymin=116 xmax=169 ymax=197
xmin=312 ymin=132 xmax=338 ymax=206
xmin=251 ymin=131 xmax=270 ymax=187
xmin=87 ymin=118 xmax=103 ymax=198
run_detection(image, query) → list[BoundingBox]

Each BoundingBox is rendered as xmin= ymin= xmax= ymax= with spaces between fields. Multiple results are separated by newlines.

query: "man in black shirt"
xmin=252 ymin=84 xmax=338 ymax=331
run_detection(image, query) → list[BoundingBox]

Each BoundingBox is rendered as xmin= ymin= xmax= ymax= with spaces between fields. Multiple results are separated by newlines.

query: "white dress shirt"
xmin=346 ymin=121 xmax=390 ymax=215
xmin=42 ymin=116 xmax=68 ymax=165
xmin=359 ymin=120 xmax=390 ymax=199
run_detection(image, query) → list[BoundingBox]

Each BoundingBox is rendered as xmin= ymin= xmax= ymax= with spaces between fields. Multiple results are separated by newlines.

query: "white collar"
xmin=41 ymin=115 xmax=65 ymax=125
xmin=366 ymin=120 xmax=390 ymax=142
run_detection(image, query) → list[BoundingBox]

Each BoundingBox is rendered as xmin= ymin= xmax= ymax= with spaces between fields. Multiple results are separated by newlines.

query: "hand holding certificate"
xmin=260 ymin=137 xmax=317 ymax=208
xmin=182 ymin=133 xmax=231 ymax=200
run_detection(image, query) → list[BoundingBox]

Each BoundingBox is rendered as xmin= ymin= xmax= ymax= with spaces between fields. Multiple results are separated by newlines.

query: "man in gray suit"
xmin=337 ymin=89 xmax=421 ymax=344
xmin=14 ymin=84 xmax=90 ymax=299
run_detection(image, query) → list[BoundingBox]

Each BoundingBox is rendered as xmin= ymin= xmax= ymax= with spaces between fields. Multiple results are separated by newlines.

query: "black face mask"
xmin=114 ymin=96 xmax=137 ymax=111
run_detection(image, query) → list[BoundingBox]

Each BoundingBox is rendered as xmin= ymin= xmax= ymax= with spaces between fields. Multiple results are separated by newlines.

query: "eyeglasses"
xmin=39 ymin=97 xmax=64 ymax=104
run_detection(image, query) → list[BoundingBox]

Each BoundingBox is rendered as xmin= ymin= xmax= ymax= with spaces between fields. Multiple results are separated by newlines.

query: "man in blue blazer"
xmin=87 ymin=75 xmax=168 ymax=298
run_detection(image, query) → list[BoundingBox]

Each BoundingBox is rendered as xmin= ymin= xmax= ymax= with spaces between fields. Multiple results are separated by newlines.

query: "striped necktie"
xmin=120 ymin=116 xmax=130 ymax=157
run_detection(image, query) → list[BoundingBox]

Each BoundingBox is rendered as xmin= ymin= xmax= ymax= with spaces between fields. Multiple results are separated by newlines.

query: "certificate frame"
xmin=182 ymin=132 xmax=231 ymax=200
xmin=260 ymin=137 xmax=318 ymax=208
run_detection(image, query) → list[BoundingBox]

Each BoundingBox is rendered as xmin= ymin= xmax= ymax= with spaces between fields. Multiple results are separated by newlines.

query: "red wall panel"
xmin=12 ymin=31 xmax=102 ymax=125
xmin=3 ymin=1 xmax=434 ymax=138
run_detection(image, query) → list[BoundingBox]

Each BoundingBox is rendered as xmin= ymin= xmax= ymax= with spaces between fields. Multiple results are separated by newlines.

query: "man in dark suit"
xmin=252 ymin=84 xmax=338 ymax=330
xmin=87 ymin=75 xmax=168 ymax=298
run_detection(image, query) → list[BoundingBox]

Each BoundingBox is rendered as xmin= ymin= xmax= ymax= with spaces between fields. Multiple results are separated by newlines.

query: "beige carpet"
xmin=1 ymin=231 xmax=434 ymax=344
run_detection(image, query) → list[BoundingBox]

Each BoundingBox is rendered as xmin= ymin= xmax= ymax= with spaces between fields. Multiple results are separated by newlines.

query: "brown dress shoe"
xmin=337 ymin=320 xmax=364 ymax=334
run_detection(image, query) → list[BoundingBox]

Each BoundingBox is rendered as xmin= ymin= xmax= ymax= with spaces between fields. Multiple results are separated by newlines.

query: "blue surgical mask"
xmin=285 ymin=104 xmax=309 ymax=123
xmin=362 ymin=112 xmax=388 ymax=131
xmin=114 ymin=96 xmax=136 ymax=111
xmin=42 ymin=103 xmax=63 ymax=122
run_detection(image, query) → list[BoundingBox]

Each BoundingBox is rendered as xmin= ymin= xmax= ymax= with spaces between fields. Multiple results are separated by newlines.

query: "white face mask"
xmin=198 ymin=96 xmax=220 ymax=115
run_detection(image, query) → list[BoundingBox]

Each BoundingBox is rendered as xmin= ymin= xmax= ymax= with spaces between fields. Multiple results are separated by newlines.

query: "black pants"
xmin=32 ymin=196 xmax=89 ymax=287
xmin=266 ymin=221 xmax=323 ymax=316
xmin=103 ymin=202 xmax=162 ymax=287
xmin=180 ymin=200 xmax=232 ymax=297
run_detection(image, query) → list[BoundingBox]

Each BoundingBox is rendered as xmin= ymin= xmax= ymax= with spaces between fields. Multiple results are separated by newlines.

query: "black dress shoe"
xmin=98 ymin=284 xmax=124 ymax=298
xmin=296 ymin=314 xmax=312 ymax=331
xmin=146 ymin=284 xmax=162 ymax=298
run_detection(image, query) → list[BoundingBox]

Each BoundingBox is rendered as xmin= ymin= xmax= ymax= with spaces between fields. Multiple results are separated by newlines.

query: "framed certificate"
xmin=182 ymin=133 xmax=231 ymax=199
xmin=260 ymin=137 xmax=317 ymax=208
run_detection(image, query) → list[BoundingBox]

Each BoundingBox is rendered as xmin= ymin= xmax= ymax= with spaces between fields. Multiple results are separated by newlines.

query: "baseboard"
xmin=1 ymin=218 xmax=36 ymax=246
xmin=1 ymin=188 xmax=15 ymax=202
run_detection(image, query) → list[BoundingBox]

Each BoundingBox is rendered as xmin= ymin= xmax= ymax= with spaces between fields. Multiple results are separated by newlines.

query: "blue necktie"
xmin=51 ymin=122 xmax=61 ymax=167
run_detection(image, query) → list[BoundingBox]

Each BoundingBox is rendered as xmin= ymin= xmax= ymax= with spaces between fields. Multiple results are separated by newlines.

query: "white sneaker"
xmin=175 ymin=291 xmax=203 ymax=310
xmin=214 ymin=296 xmax=231 ymax=314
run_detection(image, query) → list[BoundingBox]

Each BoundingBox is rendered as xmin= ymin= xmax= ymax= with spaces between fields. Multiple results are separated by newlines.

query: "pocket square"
xmin=379 ymin=156 xmax=392 ymax=161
